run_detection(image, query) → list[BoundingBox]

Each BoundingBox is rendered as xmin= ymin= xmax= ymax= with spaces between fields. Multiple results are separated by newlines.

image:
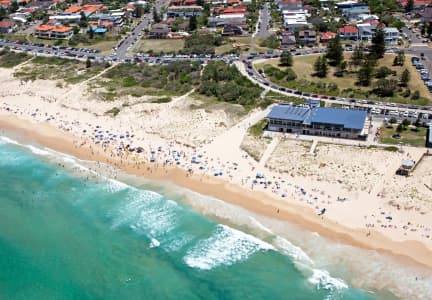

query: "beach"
xmin=1 ymin=65 xmax=432 ymax=297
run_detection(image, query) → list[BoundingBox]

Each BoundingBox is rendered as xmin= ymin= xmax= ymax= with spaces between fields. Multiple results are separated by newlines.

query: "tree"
xmin=357 ymin=59 xmax=374 ymax=86
xmin=400 ymin=69 xmax=410 ymax=86
xmin=10 ymin=1 xmax=19 ymax=12
xmin=373 ymin=78 xmax=397 ymax=97
xmin=414 ymin=117 xmax=421 ymax=127
xmin=280 ymin=51 xmax=293 ymax=67
xmin=405 ymin=0 xmax=414 ymax=12
xmin=396 ymin=123 xmax=403 ymax=132
xmin=375 ymin=66 xmax=393 ymax=78
xmin=86 ymin=58 xmax=91 ymax=68
xmin=88 ymin=27 xmax=94 ymax=39
xmin=370 ymin=28 xmax=386 ymax=59
xmin=134 ymin=4 xmax=144 ymax=18
xmin=285 ymin=68 xmax=297 ymax=80
xmin=428 ymin=22 xmax=432 ymax=37
xmin=153 ymin=8 xmax=161 ymax=23
xmin=0 ymin=7 xmax=6 ymax=21
xmin=189 ymin=15 xmax=197 ymax=31
xmin=350 ymin=45 xmax=364 ymax=67
xmin=393 ymin=51 xmax=405 ymax=66
xmin=389 ymin=117 xmax=397 ymax=124
xmin=402 ymin=118 xmax=411 ymax=128
xmin=325 ymin=34 xmax=343 ymax=66
xmin=335 ymin=60 xmax=347 ymax=77
xmin=411 ymin=90 xmax=420 ymax=100
xmin=314 ymin=55 xmax=328 ymax=78
xmin=79 ymin=12 xmax=88 ymax=27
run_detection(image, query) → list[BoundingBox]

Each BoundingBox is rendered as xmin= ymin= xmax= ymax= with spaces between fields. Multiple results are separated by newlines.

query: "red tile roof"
xmin=0 ymin=19 xmax=15 ymax=28
xmin=320 ymin=31 xmax=336 ymax=40
xmin=399 ymin=0 xmax=431 ymax=7
xmin=338 ymin=25 xmax=359 ymax=34
xmin=223 ymin=5 xmax=247 ymax=13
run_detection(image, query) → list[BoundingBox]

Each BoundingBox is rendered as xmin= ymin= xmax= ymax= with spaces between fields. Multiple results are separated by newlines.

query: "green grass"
xmin=264 ymin=91 xmax=305 ymax=105
xmin=91 ymin=61 xmax=202 ymax=101
xmin=105 ymin=107 xmax=120 ymax=116
xmin=255 ymin=54 xmax=431 ymax=105
xmin=248 ymin=119 xmax=268 ymax=137
xmin=379 ymin=124 xmax=427 ymax=147
xmin=152 ymin=97 xmax=172 ymax=103
xmin=215 ymin=36 xmax=251 ymax=55
xmin=0 ymin=50 xmax=31 ymax=68
xmin=14 ymin=56 xmax=106 ymax=84
xmin=133 ymin=39 xmax=185 ymax=54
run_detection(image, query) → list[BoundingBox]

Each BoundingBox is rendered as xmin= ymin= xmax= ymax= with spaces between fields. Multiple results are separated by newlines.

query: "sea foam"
xmin=308 ymin=269 xmax=348 ymax=291
xmin=183 ymin=224 xmax=274 ymax=270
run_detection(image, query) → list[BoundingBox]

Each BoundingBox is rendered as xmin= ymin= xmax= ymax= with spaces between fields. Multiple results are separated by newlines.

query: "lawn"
xmin=379 ymin=124 xmax=427 ymax=147
xmin=133 ymin=39 xmax=185 ymax=54
xmin=255 ymin=54 xmax=431 ymax=105
xmin=215 ymin=36 xmax=252 ymax=55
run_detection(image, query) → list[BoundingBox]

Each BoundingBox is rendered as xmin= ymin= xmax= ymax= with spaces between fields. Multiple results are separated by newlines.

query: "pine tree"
xmin=189 ymin=15 xmax=197 ymax=31
xmin=350 ymin=45 xmax=364 ymax=67
xmin=325 ymin=34 xmax=343 ymax=66
xmin=279 ymin=51 xmax=293 ymax=67
xmin=314 ymin=55 xmax=328 ymax=78
xmin=405 ymin=0 xmax=414 ymax=12
xmin=400 ymin=69 xmax=410 ymax=86
xmin=357 ymin=59 xmax=374 ymax=86
xmin=153 ymin=8 xmax=161 ymax=23
xmin=370 ymin=28 xmax=386 ymax=59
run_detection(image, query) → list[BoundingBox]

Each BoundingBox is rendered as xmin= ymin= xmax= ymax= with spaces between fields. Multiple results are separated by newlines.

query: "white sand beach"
xmin=1 ymin=65 xmax=432 ymax=271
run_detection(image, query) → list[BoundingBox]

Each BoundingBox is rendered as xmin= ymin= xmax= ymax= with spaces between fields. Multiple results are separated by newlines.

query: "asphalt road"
xmin=255 ymin=3 xmax=271 ymax=39
xmin=2 ymin=22 xmax=432 ymax=115
xmin=115 ymin=0 xmax=171 ymax=59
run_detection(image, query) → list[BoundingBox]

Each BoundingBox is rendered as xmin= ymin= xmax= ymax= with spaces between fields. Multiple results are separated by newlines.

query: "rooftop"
xmin=267 ymin=105 xmax=368 ymax=130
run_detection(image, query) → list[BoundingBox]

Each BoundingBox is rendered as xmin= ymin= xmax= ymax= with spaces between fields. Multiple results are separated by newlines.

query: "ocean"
xmin=0 ymin=134 xmax=430 ymax=300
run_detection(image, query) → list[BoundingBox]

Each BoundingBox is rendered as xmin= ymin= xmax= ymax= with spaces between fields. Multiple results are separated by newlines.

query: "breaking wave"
xmin=183 ymin=224 xmax=274 ymax=270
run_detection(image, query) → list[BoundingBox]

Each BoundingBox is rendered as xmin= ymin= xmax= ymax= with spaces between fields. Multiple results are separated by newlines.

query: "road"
xmin=235 ymin=60 xmax=432 ymax=117
xmin=254 ymin=3 xmax=271 ymax=39
xmin=115 ymin=0 xmax=171 ymax=59
xmin=2 ymin=20 xmax=432 ymax=116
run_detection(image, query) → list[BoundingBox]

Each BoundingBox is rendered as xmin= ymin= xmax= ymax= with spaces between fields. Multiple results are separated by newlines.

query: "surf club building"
xmin=266 ymin=104 xmax=369 ymax=140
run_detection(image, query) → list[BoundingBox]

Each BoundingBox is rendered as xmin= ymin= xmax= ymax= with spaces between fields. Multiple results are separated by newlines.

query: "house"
xmin=320 ymin=31 xmax=336 ymax=42
xmin=298 ymin=30 xmax=316 ymax=44
xmin=383 ymin=27 xmax=400 ymax=45
xmin=357 ymin=22 xmax=377 ymax=42
xmin=34 ymin=24 xmax=73 ymax=39
xmin=166 ymin=5 xmax=203 ymax=18
xmin=338 ymin=25 xmax=359 ymax=40
xmin=149 ymin=23 xmax=170 ymax=38
xmin=399 ymin=0 xmax=432 ymax=8
xmin=0 ymin=19 xmax=16 ymax=33
xmin=420 ymin=7 xmax=432 ymax=22
xmin=266 ymin=104 xmax=369 ymax=140
xmin=337 ymin=1 xmax=369 ymax=17
xmin=281 ymin=31 xmax=296 ymax=47
xmin=277 ymin=0 xmax=303 ymax=10
xmin=283 ymin=12 xmax=309 ymax=30
xmin=222 ymin=24 xmax=243 ymax=35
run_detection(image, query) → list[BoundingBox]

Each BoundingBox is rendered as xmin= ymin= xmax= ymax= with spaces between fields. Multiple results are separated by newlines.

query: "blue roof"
xmin=267 ymin=105 xmax=310 ymax=122
xmin=306 ymin=107 xmax=367 ymax=130
xmin=267 ymin=105 xmax=367 ymax=130
xmin=93 ymin=28 xmax=107 ymax=33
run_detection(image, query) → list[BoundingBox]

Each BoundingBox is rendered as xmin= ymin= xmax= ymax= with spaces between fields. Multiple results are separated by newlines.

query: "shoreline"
xmin=1 ymin=114 xmax=432 ymax=270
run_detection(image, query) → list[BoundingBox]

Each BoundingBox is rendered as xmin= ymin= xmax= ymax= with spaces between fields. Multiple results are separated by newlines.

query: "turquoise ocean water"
xmin=0 ymin=134 xmax=424 ymax=300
